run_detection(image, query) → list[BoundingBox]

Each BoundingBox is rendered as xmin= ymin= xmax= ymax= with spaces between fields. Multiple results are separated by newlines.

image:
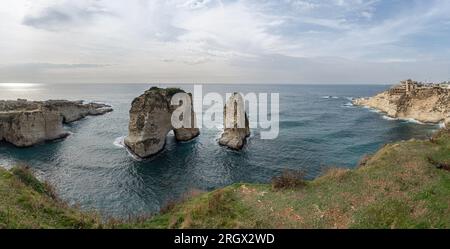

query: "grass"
xmin=0 ymin=166 xmax=101 ymax=229
xmin=128 ymin=129 xmax=450 ymax=229
xmin=1 ymin=129 xmax=449 ymax=229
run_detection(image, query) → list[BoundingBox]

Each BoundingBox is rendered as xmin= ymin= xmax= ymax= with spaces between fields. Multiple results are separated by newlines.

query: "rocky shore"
xmin=353 ymin=80 xmax=450 ymax=126
xmin=0 ymin=99 xmax=112 ymax=147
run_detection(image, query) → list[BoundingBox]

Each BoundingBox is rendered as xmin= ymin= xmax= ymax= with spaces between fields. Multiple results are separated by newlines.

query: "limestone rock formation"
xmin=0 ymin=99 xmax=113 ymax=147
xmin=124 ymin=87 xmax=200 ymax=158
xmin=219 ymin=93 xmax=250 ymax=150
xmin=353 ymin=80 xmax=450 ymax=124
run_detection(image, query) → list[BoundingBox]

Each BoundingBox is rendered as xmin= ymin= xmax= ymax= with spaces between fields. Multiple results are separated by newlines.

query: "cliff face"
xmin=124 ymin=88 xmax=200 ymax=158
xmin=219 ymin=93 xmax=250 ymax=150
xmin=0 ymin=99 xmax=113 ymax=147
xmin=353 ymin=86 xmax=450 ymax=124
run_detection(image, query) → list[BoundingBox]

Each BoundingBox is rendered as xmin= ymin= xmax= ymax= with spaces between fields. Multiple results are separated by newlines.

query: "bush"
xmin=271 ymin=169 xmax=307 ymax=190
xmin=208 ymin=189 xmax=234 ymax=214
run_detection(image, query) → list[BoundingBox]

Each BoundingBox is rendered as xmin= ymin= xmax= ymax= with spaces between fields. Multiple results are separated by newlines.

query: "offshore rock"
xmin=124 ymin=87 xmax=200 ymax=158
xmin=219 ymin=93 xmax=250 ymax=150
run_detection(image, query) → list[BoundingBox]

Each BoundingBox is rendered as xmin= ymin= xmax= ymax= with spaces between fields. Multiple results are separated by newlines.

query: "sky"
xmin=1 ymin=0 xmax=450 ymax=84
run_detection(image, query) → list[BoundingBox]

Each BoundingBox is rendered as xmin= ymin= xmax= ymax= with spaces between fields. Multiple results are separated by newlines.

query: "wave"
xmin=113 ymin=136 xmax=126 ymax=148
xmin=382 ymin=115 xmax=398 ymax=121
xmin=381 ymin=116 xmax=429 ymax=125
xmin=321 ymin=96 xmax=339 ymax=99
xmin=113 ymin=136 xmax=144 ymax=161
xmin=367 ymin=108 xmax=382 ymax=113
xmin=401 ymin=118 xmax=425 ymax=125
xmin=342 ymin=102 xmax=354 ymax=108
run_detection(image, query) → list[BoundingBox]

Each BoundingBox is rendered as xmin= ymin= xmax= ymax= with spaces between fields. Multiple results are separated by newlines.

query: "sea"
xmin=0 ymin=83 xmax=441 ymax=218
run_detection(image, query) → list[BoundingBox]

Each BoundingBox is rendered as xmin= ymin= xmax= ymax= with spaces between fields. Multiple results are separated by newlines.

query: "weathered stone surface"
xmin=0 ymin=99 xmax=113 ymax=147
xmin=353 ymin=82 xmax=450 ymax=124
xmin=445 ymin=117 xmax=450 ymax=129
xmin=219 ymin=93 xmax=250 ymax=150
xmin=124 ymin=87 xmax=200 ymax=158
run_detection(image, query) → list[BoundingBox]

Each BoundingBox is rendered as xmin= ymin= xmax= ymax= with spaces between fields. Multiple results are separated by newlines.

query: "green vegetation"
xmin=148 ymin=87 xmax=185 ymax=96
xmin=1 ymin=129 xmax=449 ymax=229
xmin=129 ymin=129 xmax=450 ymax=229
xmin=0 ymin=166 xmax=101 ymax=229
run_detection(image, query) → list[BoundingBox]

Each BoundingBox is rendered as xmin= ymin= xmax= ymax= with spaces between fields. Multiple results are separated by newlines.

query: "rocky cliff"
xmin=219 ymin=93 xmax=250 ymax=150
xmin=0 ymin=99 xmax=112 ymax=147
xmin=353 ymin=84 xmax=450 ymax=125
xmin=124 ymin=87 xmax=200 ymax=158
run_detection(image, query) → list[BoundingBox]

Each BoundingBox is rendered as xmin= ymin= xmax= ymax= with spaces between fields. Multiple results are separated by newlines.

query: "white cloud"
xmin=0 ymin=0 xmax=450 ymax=83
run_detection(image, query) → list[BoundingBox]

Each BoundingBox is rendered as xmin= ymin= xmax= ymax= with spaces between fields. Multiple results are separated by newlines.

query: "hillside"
xmin=0 ymin=166 xmax=101 ymax=228
xmin=1 ymin=129 xmax=449 ymax=229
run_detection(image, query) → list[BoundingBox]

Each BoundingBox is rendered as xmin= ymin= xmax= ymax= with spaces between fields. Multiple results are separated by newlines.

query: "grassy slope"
xmin=0 ymin=167 xmax=101 ymax=229
xmin=1 ymin=130 xmax=449 ymax=229
xmin=128 ymin=129 xmax=450 ymax=229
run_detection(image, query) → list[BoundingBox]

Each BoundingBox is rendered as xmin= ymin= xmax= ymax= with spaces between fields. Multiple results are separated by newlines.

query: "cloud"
xmin=1 ymin=0 xmax=450 ymax=83
xmin=22 ymin=0 xmax=112 ymax=31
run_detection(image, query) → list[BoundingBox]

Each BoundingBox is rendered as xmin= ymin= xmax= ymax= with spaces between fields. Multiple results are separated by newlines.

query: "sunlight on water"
xmin=0 ymin=83 xmax=43 ymax=93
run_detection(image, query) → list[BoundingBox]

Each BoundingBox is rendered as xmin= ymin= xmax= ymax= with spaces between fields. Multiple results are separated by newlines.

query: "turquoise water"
xmin=0 ymin=84 xmax=440 ymax=217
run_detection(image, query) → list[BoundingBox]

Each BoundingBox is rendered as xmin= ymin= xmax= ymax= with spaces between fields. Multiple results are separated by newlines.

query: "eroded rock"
xmin=124 ymin=87 xmax=200 ymax=158
xmin=219 ymin=93 xmax=250 ymax=150
xmin=353 ymin=80 xmax=450 ymax=124
xmin=0 ymin=99 xmax=113 ymax=147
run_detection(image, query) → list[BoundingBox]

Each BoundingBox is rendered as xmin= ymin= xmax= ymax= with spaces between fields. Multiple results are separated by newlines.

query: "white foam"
xmin=113 ymin=136 xmax=126 ymax=148
xmin=368 ymin=108 xmax=382 ymax=113
xmin=439 ymin=122 xmax=446 ymax=129
xmin=401 ymin=118 xmax=424 ymax=125
xmin=382 ymin=115 xmax=398 ymax=121
xmin=321 ymin=96 xmax=339 ymax=99
xmin=381 ymin=116 xmax=428 ymax=125
xmin=343 ymin=102 xmax=354 ymax=107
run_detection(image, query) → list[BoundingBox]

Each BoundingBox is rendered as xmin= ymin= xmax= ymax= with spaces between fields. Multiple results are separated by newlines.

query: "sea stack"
xmin=353 ymin=79 xmax=450 ymax=124
xmin=124 ymin=87 xmax=200 ymax=158
xmin=0 ymin=99 xmax=113 ymax=147
xmin=219 ymin=93 xmax=250 ymax=150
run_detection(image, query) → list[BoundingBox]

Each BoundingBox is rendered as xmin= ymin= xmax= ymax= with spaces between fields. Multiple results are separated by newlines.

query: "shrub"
xmin=208 ymin=189 xmax=233 ymax=214
xmin=271 ymin=169 xmax=307 ymax=190
xmin=427 ymin=156 xmax=450 ymax=171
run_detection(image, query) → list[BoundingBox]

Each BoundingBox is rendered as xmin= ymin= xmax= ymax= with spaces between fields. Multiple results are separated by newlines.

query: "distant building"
xmin=389 ymin=79 xmax=449 ymax=95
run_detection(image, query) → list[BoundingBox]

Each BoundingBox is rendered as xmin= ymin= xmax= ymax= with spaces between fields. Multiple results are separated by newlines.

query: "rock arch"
xmin=124 ymin=87 xmax=200 ymax=158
